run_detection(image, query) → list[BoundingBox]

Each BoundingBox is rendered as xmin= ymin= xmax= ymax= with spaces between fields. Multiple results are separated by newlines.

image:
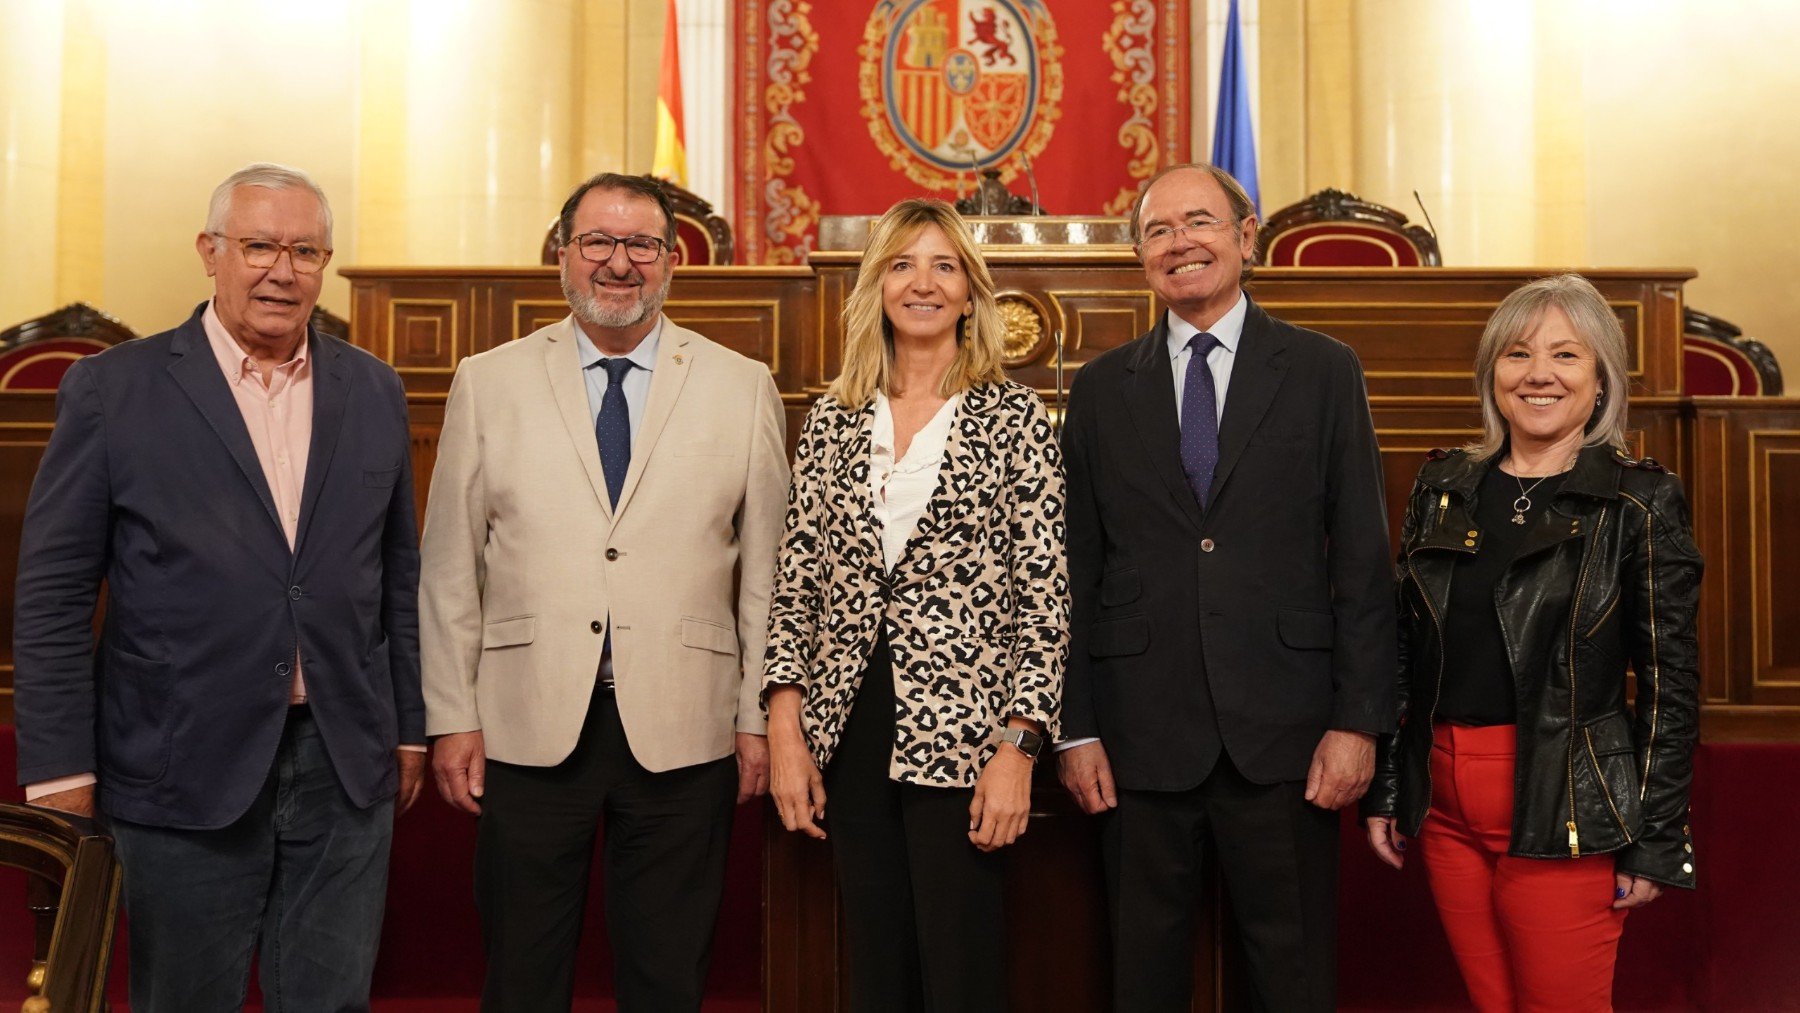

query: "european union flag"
xmin=1211 ymin=0 xmax=1260 ymax=213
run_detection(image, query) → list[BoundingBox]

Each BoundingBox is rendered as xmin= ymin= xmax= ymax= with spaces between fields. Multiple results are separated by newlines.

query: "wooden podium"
xmin=336 ymin=245 xmax=1799 ymax=1011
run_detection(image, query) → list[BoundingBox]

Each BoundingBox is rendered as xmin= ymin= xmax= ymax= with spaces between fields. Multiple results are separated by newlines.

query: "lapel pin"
xmin=673 ymin=353 xmax=684 ymax=365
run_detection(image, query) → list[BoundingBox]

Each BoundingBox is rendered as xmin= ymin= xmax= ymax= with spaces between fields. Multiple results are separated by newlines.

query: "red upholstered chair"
xmin=541 ymin=175 xmax=735 ymax=266
xmin=1683 ymin=307 xmax=1783 ymax=396
xmin=1258 ymin=188 xmax=1441 ymax=268
xmin=0 ymin=303 xmax=137 ymax=392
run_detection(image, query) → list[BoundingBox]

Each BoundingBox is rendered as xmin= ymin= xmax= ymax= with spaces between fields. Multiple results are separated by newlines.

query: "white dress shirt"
xmin=869 ymin=391 xmax=962 ymax=572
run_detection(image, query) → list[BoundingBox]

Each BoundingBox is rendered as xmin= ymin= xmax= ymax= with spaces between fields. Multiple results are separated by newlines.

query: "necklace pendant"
xmin=1511 ymin=511 xmax=1526 ymax=525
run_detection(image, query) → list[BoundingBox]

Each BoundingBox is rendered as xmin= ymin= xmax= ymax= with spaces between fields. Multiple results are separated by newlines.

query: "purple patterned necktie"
xmin=1179 ymin=332 xmax=1221 ymax=510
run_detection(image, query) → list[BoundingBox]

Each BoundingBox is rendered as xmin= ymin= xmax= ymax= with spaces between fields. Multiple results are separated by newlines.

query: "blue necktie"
xmin=593 ymin=357 xmax=634 ymax=684
xmin=1179 ymin=333 xmax=1222 ymax=510
xmin=594 ymin=358 xmax=635 ymax=507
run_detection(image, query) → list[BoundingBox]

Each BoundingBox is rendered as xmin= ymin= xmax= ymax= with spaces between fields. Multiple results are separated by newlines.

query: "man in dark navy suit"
xmin=13 ymin=163 xmax=423 ymax=1012
xmin=1058 ymin=163 xmax=1397 ymax=1011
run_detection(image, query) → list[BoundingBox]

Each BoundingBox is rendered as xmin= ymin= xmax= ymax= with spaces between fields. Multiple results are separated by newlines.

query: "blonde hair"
xmin=1467 ymin=273 xmax=1631 ymax=461
xmin=827 ymin=198 xmax=1006 ymax=407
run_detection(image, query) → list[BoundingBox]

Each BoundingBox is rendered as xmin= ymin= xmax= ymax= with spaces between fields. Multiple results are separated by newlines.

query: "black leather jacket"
xmin=1364 ymin=445 xmax=1702 ymax=888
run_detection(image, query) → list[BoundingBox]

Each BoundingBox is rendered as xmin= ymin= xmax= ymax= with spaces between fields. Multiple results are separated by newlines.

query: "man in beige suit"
xmin=420 ymin=173 xmax=788 ymax=1012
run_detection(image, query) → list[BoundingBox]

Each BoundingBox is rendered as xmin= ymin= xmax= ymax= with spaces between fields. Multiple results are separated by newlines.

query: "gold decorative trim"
xmin=0 ymin=350 xmax=88 ymax=390
xmin=857 ymin=1 xmax=1064 ymax=193
xmin=665 ymin=298 xmax=785 ymax=374
xmin=386 ymin=298 xmax=460 ymax=374
xmin=1101 ymin=0 xmax=1159 ymax=215
xmin=508 ymin=300 xmax=572 ymax=343
xmin=995 ymin=291 xmax=1048 ymax=365
xmin=1289 ymin=233 xmax=1404 ymax=267
xmin=762 ymin=0 xmax=822 ymax=264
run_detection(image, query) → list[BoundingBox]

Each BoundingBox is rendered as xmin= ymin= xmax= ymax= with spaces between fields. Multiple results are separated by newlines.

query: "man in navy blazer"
xmin=12 ymin=164 xmax=424 ymax=1012
xmin=1058 ymin=164 xmax=1397 ymax=1011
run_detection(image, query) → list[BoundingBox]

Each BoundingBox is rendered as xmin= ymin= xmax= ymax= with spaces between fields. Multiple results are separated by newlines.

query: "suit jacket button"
xmin=288 ymin=585 xmax=303 ymax=600
xmin=1200 ymin=538 xmax=1216 ymax=552
xmin=591 ymin=620 xmax=604 ymax=633
xmin=276 ymin=662 xmax=291 ymax=676
xmin=605 ymin=548 xmax=619 ymax=561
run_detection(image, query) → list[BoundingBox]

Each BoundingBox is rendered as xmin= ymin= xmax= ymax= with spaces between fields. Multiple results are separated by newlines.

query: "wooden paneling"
xmin=325 ymin=260 xmax=1781 ymax=1013
xmin=0 ymin=258 xmax=1771 ymax=1007
xmin=1689 ymin=399 xmax=1800 ymax=735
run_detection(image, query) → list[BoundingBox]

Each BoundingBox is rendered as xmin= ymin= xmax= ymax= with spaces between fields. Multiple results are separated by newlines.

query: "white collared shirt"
xmin=1165 ymin=290 xmax=1248 ymax=424
xmin=869 ymin=391 xmax=962 ymax=572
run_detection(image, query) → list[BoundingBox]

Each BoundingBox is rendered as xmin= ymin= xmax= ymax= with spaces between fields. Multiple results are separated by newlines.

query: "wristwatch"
xmin=998 ymin=726 xmax=1045 ymax=760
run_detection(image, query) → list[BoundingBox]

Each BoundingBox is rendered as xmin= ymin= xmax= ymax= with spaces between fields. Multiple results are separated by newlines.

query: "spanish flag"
xmin=651 ymin=0 xmax=687 ymax=187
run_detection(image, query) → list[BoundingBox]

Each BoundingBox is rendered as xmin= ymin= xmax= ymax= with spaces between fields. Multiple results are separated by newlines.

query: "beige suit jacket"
xmin=420 ymin=315 xmax=788 ymax=771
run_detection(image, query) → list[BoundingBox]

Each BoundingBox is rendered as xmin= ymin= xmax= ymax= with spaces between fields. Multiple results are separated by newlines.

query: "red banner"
xmin=734 ymin=0 xmax=1192 ymax=264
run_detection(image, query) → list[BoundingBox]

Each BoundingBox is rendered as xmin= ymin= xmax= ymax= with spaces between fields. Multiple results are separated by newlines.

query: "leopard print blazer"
xmin=762 ymin=379 xmax=1069 ymax=787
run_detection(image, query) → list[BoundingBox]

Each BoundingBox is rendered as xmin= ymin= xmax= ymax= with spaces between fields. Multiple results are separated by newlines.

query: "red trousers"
xmin=1418 ymin=723 xmax=1628 ymax=1013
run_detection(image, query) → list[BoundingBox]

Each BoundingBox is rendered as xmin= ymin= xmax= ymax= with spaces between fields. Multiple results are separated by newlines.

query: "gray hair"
xmin=204 ymin=162 xmax=333 ymax=248
xmin=1468 ymin=273 xmax=1631 ymax=461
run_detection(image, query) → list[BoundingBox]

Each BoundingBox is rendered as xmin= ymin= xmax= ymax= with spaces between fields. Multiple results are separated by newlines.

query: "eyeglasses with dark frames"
xmin=567 ymin=231 xmax=669 ymax=264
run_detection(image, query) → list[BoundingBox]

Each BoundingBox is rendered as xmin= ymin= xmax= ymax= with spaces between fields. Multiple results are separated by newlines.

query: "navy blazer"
xmin=1061 ymin=298 xmax=1398 ymax=790
xmin=13 ymin=304 xmax=422 ymax=830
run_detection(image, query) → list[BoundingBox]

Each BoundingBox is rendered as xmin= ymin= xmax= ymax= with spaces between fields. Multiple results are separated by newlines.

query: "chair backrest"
xmin=1258 ymin=188 xmax=1441 ymax=268
xmin=540 ymin=175 xmax=735 ymax=267
xmin=0 ymin=303 xmax=138 ymax=392
xmin=1684 ymin=307 xmax=1783 ymax=396
xmin=309 ymin=304 xmax=351 ymax=344
xmin=0 ymin=805 xmax=121 ymax=1013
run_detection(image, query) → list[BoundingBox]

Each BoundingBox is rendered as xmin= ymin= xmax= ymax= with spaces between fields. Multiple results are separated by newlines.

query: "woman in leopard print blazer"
xmin=762 ymin=198 xmax=1069 ymax=1012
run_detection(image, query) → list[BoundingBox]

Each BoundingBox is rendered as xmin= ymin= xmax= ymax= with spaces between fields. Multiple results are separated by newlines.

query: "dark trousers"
xmin=475 ymin=680 xmax=737 ymax=1013
xmin=823 ymin=635 xmax=1006 ymax=1013
xmin=1103 ymin=755 xmax=1340 ymax=1013
xmin=108 ymin=706 xmax=395 ymax=1013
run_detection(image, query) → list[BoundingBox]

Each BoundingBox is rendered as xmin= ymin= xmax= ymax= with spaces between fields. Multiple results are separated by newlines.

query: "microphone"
xmin=1412 ymin=189 xmax=1439 ymax=240
xmin=1020 ymin=152 xmax=1041 ymax=216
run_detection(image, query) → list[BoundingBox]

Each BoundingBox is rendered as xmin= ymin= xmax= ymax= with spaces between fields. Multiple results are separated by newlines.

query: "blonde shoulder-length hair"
xmin=827 ymin=198 xmax=1007 ymax=407
xmin=1467 ymin=273 xmax=1631 ymax=462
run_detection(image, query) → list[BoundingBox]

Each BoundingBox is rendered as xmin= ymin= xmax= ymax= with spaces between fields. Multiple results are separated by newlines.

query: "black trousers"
xmin=823 ymin=635 xmax=1007 ymax=1013
xmin=1103 ymin=754 xmax=1340 ymax=1013
xmin=474 ymin=680 xmax=737 ymax=1013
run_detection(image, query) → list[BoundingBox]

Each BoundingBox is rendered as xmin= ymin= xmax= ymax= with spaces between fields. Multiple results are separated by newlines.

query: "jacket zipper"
xmin=1564 ymin=504 xmax=1609 ymax=856
xmin=1583 ymin=726 xmax=1635 ymax=841
xmin=1620 ymin=492 xmax=1661 ymax=799
xmin=1406 ymin=489 xmax=1453 ymax=820
xmin=1583 ymin=595 xmax=1619 ymax=639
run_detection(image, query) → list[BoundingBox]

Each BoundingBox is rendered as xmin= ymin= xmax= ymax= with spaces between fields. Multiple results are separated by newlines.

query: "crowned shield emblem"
xmin=859 ymin=0 xmax=1062 ymax=190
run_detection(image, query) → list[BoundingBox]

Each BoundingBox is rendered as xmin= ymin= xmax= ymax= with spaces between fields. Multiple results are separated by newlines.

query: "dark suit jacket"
xmin=1061 ymin=297 xmax=1397 ymax=791
xmin=13 ymin=304 xmax=422 ymax=830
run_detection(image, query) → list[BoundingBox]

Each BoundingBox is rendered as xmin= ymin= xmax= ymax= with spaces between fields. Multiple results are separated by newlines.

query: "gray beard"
xmin=563 ymin=269 xmax=670 ymax=331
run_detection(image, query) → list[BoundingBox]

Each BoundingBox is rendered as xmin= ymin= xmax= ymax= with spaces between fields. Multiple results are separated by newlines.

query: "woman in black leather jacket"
xmin=1363 ymin=274 xmax=1701 ymax=1012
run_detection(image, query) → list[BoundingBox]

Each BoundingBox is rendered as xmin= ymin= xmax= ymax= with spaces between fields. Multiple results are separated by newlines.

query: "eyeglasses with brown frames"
xmin=210 ymin=234 xmax=334 ymax=274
